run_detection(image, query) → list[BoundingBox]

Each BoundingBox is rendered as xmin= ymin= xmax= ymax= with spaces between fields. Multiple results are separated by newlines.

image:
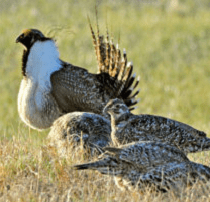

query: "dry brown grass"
xmin=1 ymin=0 xmax=210 ymax=201
xmin=1 ymin=136 xmax=210 ymax=202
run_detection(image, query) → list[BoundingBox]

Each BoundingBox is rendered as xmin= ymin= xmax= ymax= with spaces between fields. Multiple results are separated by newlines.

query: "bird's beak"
xmin=16 ymin=37 xmax=20 ymax=43
xmin=16 ymin=34 xmax=22 ymax=43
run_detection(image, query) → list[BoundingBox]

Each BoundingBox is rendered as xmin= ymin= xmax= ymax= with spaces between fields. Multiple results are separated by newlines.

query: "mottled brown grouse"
xmin=47 ymin=111 xmax=111 ymax=157
xmin=103 ymin=98 xmax=210 ymax=155
xmin=74 ymin=141 xmax=210 ymax=192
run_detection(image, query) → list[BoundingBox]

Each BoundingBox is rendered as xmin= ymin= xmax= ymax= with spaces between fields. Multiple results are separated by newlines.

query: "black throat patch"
xmin=21 ymin=49 xmax=30 ymax=77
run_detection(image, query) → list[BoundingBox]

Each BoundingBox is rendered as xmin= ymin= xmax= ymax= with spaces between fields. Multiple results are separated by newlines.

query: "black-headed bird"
xmin=16 ymin=23 xmax=140 ymax=130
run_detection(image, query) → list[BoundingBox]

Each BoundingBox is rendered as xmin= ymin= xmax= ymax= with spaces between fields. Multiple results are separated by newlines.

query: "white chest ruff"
xmin=18 ymin=40 xmax=62 ymax=130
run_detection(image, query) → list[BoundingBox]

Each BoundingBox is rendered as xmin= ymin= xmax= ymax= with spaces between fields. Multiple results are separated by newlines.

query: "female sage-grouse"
xmin=103 ymin=98 xmax=210 ymax=155
xmin=16 ymin=22 xmax=140 ymax=130
xmin=74 ymin=141 xmax=210 ymax=192
xmin=47 ymin=111 xmax=111 ymax=157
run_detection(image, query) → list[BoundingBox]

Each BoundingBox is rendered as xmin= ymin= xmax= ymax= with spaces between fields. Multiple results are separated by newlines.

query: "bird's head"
xmin=16 ymin=29 xmax=47 ymax=49
xmin=103 ymin=98 xmax=130 ymax=118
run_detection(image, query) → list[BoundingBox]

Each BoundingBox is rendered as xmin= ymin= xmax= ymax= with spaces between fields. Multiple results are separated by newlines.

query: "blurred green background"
xmin=0 ymin=0 xmax=210 ymax=144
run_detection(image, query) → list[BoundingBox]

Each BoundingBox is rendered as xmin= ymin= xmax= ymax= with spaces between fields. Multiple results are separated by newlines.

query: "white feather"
xmin=18 ymin=40 xmax=62 ymax=130
xmin=26 ymin=40 xmax=61 ymax=91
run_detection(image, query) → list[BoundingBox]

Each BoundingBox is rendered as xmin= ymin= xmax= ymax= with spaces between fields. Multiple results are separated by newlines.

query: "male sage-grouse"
xmin=103 ymin=98 xmax=210 ymax=155
xmin=16 ymin=22 xmax=140 ymax=130
xmin=74 ymin=141 xmax=210 ymax=192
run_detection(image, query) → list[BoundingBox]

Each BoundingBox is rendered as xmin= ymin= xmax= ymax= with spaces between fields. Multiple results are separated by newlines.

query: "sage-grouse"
xmin=47 ymin=112 xmax=111 ymax=157
xmin=74 ymin=141 xmax=210 ymax=192
xmin=103 ymin=98 xmax=210 ymax=155
xmin=16 ymin=22 xmax=140 ymax=130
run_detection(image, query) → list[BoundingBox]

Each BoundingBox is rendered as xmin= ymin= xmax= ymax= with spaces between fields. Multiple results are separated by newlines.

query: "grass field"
xmin=0 ymin=0 xmax=210 ymax=201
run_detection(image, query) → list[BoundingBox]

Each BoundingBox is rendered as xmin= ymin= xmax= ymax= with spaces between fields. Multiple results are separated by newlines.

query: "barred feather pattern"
xmin=74 ymin=141 xmax=210 ymax=192
xmin=88 ymin=19 xmax=140 ymax=110
xmin=103 ymin=98 xmax=210 ymax=154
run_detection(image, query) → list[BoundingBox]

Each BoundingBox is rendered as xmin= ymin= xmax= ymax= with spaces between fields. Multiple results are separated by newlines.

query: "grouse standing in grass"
xmin=74 ymin=141 xmax=210 ymax=192
xmin=16 ymin=21 xmax=140 ymax=130
xmin=103 ymin=98 xmax=210 ymax=155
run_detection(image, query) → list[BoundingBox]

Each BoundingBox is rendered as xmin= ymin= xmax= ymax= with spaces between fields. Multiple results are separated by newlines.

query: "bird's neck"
xmin=110 ymin=112 xmax=130 ymax=146
xmin=110 ymin=112 xmax=131 ymax=133
xmin=23 ymin=40 xmax=61 ymax=90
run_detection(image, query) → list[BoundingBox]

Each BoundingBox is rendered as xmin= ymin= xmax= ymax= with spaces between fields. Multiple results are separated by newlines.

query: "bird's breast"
xmin=17 ymin=78 xmax=61 ymax=130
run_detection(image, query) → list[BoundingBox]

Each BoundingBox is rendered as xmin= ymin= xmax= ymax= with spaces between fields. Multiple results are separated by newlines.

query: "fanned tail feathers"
xmin=88 ymin=17 xmax=140 ymax=111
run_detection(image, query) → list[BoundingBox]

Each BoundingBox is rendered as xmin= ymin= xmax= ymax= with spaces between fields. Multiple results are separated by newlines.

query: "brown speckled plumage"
xmin=74 ymin=141 xmax=210 ymax=192
xmin=103 ymin=98 xmax=210 ymax=155
xmin=47 ymin=112 xmax=111 ymax=157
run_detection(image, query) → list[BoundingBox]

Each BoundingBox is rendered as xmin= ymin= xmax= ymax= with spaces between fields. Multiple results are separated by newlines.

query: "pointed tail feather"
xmin=125 ymin=98 xmax=140 ymax=108
xmin=121 ymin=73 xmax=137 ymax=98
xmin=109 ymin=39 xmax=116 ymax=76
xmin=124 ymin=73 xmax=136 ymax=92
xmin=112 ymin=44 xmax=121 ymax=77
xmin=88 ymin=18 xmax=140 ymax=109
xmin=88 ymin=16 xmax=100 ymax=71
xmin=73 ymin=161 xmax=107 ymax=170
xmin=123 ymin=62 xmax=133 ymax=88
xmin=74 ymin=164 xmax=91 ymax=170
xmin=73 ymin=157 xmax=120 ymax=175
xmin=96 ymin=11 xmax=105 ymax=73
xmin=117 ymin=49 xmax=127 ymax=81
xmin=127 ymin=89 xmax=141 ymax=100
xmin=133 ymin=76 xmax=140 ymax=89
xmin=105 ymin=26 xmax=110 ymax=71
xmin=115 ymin=64 xmax=133 ymax=96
